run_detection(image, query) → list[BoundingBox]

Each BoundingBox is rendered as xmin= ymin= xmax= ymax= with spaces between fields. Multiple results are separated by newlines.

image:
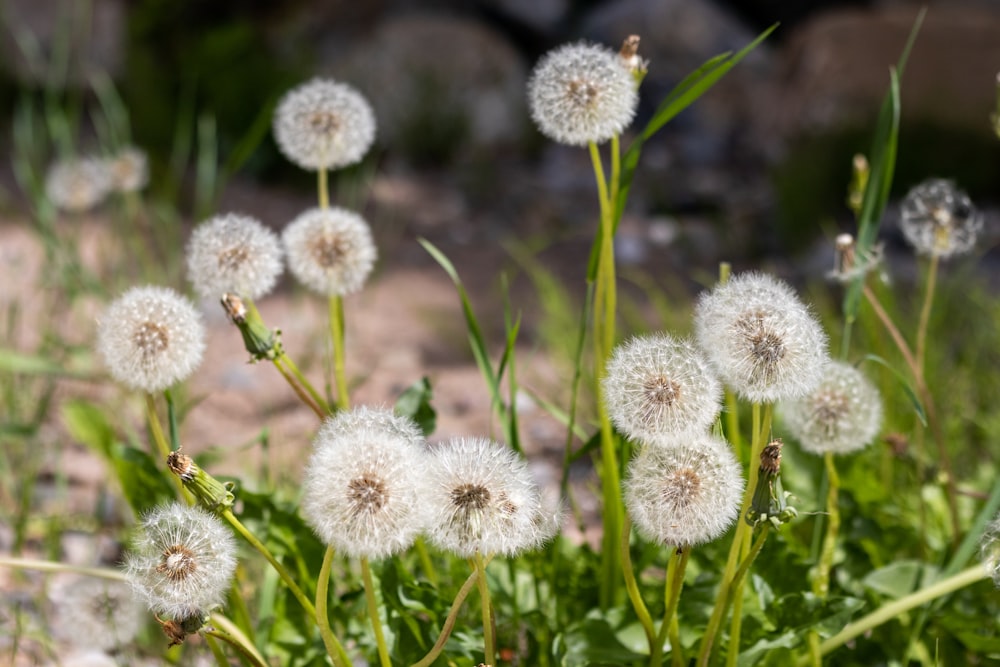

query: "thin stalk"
xmin=329 ymin=295 xmax=350 ymax=410
xmin=205 ymin=633 xmax=228 ymax=666
xmin=361 ymin=557 xmax=392 ymax=667
xmin=272 ymin=356 xmax=325 ymax=419
xmin=560 ymin=282 xmax=594 ymax=498
xmin=316 ymin=546 xmax=352 ymax=667
xmin=653 ymin=547 xmax=690 ymax=667
xmin=803 ymin=565 xmax=987 ymax=663
xmin=621 ymin=517 xmax=657 ymax=651
xmin=915 ymin=254 xmax=939 ymax=375
xmin=221 ymin=509 xmax=316 ymax=621
xmin=145 ymin=393 xmax=192 ymax=503
xmin=277 ymin=351 xmax=330 ymax=415
xmin=812 ymin=453 xmax=841 ymax=598
xmin=318 ymin=167 xmax=329 ymax=210
xmin=475 ymin=552 xmax=496 ymax=667
xmin=0 ymin=557 xmax=126 ymax=580
xmin=411 ymin=569 xmax=480 ymax=667
xmin=414 ymin=537 xmax=439 ymax=586
xmin=724 ymin=390 xmax=742 ymax=453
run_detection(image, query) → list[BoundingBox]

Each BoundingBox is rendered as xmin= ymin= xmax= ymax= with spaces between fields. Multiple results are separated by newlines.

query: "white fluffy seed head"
xmin=982 ymin=513 xmax=1000 ymax=588
xmin=51 ymin=577 xmax=144 ymax=651
xmin=186 ymin=213 xmax=284 ymax=301
xmin=779 ymin=360 xmax=883 ymax=455
xmin=527 ymin=41 xmax=638 ymax=146
xmin=425 ymin=437 xmax=553 ymax=558
xmin=96 ymin=285 xmax=206 ymax=393
xmin=273 ymin=78 xmax=376 ymax=171
xmin=694 ymin=272 xmax=829 ymax=404
xmin=603 ymin=334 xmax=722 ymax=443
xmin=124 ymin=503 xmax=237 ymax=621
xmin=900 ymin=179 xmax=983 ymax=259
xmin=282 ymin=207 xmax=377 ymax=296
xmin=106 ymin=146 xmax=149 ymax=193
xmin=45 ymin=157 xmax=112 ymax=212
xmin=624 ymin=433 xmax=744 ymax=547
xmin=301 ymin=406 xmax=428 ymax=560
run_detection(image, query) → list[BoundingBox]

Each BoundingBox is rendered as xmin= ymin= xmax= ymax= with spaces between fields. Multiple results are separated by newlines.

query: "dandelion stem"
xmin=318 ymin=166 xmax=329 ymax=210
xmin=361 ymin=557 xmax=392 ymax=667
xmin=145 ymin=393 xmax=192 ymax=503
xmin=276 ymin=352 xmax=330 ymax=416
xmin=0 ymin=557 xmax=126 ymax=580
xmin=474 ymin=552 xmax=496 ymax=667
xmin=915 ymin=254 xmax=938 ymax=375
xmin=316 ymin=546 xmax=352 ymax=667
xmin=204 ymin=632 xmax=228 ymax=666
xmin=209 ymin=613 xmax=269 ymax=667
xmin=329 ymin=295 xmax=350 ymax=410
xmin=621 ymin=517 xmax=657 ymax=652
xmin=410 ymin=569 xmax=480 ymax=667
xmin=652 ymin=547 xmax=690 ymax=667
xmin=812 ymin=453 xmax=841 ymax=598
xmin=414 ymin=536 xmax=439 ymax=586
xmin=272 ymin=356 xmax=326 ymax=419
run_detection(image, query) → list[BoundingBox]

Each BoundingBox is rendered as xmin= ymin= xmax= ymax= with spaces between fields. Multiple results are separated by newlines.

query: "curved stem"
xmin=277 ymin=352 xmax=330 ymax=415
xmin=915 ymin=254 xmax=939 ymax=376
xmin=475 ymin=552 xmax=496 ymax=667
xmin=362 ymin=557 xmax=392 ymax=667
xmin=621 ymin=517 xmax=657 ymax=652
xmin=272 ymin=356 xmax=325 ymax=419
xmin=410 ymin=569 xmax=480 ymax=667
xmin=654 ymin=547 xmax=690 ymax=667
xmin=316 ymin=546 xmax=352 ymax=667
xmin=329 ymin=295 xmax=350 ymax=411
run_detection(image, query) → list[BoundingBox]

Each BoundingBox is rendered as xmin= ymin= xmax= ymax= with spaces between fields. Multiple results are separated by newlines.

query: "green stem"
xmin=410 ymin=569 xmax=480 ymax=667
xmin=653 ymin=547 xmax=690 ymax=667
xmin=329 ymin=295 xmax=350 ymax=410
xmin=801 ymin=565 xmax=987 ymax=664
xmin=414 ymin=536 xmax=439 ymax=586
xmin=145 ymin=393 xmax=192 ymax=503
xmin=812 ymin=453 xmax=841 ymax=598
xmin=621 ymin=517 xmax=657 ymax=652
xmin=475 ymin=552 xmax=495 ymax=667
xmin=318 ymin=167 xmax=329 ymax=210
xmin=0 ymin=557 xmax=126 ymax=580
xmin=205 ymin=632 xmax=228 ymax=666
xmin=362 ymin=557 xmax=392 ymax=667
xmin=316 ymin=546 xmax=352 ymax=667
xmin=277 ymin=351 xmax=330 ymax=415
xmin=272 ymin=356 xmax=326 ymax=419
xmin=209 ymin=613 xmax=269 ymax=667
xmin=915 ymin=254 xmax=938 ymax=376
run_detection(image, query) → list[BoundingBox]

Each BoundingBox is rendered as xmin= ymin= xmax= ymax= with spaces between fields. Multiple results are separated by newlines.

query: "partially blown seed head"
xmin=527 ymin=42 xmax=638 ymax=146
xmin=107 ymin=146 xmax=149 ymax=193
xmin=302 ymin=406 xmax=428 ymax=559
xmin=624 ymin=433 xmax=744 ymax=547
xmin=51 ymin=577 xmax=144 ymax=650
xmin=283 ymin=207 xmax=377 ymax=296
xmin=273 ymin=78 xmax=376 ymax=171
xmin=124 ymin=503 xmax=237 ymax=621
xmin=900 ymin=179 xmax=983 ymax=259
xmin=779 ymin=360 xmax=883 ymax=455
xmin=45 ymin=157 xmax=112 ymax=213
xmin=694 ymin=272 xmax=829 ymax=403
xmin=96 ymin=286 xmax=206 ymax=392
xmin=186 ymin=213 xmax=284 ymax=301
xmin=603 ymin=334 xmax=722 ymax=442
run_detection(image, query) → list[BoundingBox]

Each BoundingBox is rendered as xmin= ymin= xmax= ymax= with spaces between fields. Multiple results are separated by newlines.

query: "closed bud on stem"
xmin=847 ymin=153 xmax=869 ymax=216
xmin=220 ymin=293 xmax=281 ymax=362
xmin=746 ymin=439 xmax=797 ymax=528
xmin=166 ymin=450 xmax=236 ymax=512
xmin=619 ymin=35 xmax=648 ymax=83
xmin=155 ymin=612 xmax=210 ymax=647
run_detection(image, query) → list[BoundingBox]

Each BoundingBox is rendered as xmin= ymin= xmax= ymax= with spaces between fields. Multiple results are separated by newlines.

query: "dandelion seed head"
xmin=624 ymin=433 xmax=744 ymax=547
xmin=124 ymin=503 xmax=237 ymax=621
xmin=186 ymin=213 xmax=284 ymax=301
xmin=694 ymin=272 xmax=829 ymax=403
xmin=527 ymin=42 xmax=638 ymax=146
xmin=96 ymin=286 xmax=205 ymax=393
xmin=273 ymin=78 xmax=376 ymax=171
xmin=900 ymin=179 xmax=983 ymax=259
xmin=982 ymin=513 xmax=1000 ymax=587
xmin=779 ymin=360 xmax=883 ymax=455
xmin=283 ymin=207 xmax=376 ymax=296
xmin=51 ymin=578 xmax=143 ymax=651
xmin=45 ymin=157 xmax=112 ymax=213
xmin=603 ymin=334 xmax=722 ymax=442
xmin=107 ymin=146 xmax=149 ymax=193
xmin=302 ymin=406 xmax=428 ymax=560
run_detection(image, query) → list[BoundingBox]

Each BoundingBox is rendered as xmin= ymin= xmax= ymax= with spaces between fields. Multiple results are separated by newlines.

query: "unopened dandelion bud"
xmin=746 ymin=439 xmax=797 ymax=528
xmin=221 ymin=293 xmax=281 ymax=362
xmin=619 ymin=34 xmax=648 ymax=83
xmin=900 ymin=179 xmax=983 ymax=259
xmin=166 ymin=450 xmax=235 ymax=511
xmin=155 ymin=612 xmax=210 ymax=647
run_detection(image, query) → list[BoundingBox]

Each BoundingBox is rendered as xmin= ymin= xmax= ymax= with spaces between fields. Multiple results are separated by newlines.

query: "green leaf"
xmin=555 ymin=611 xmax=648 ymax=666
xmin=862 ymin=560 xmax=936 ymax=599
xmin=111 ymin=443 xmax=176 ymax=515
xmin=861 ymin=354 xmax=927 ymax=426
xmin=62 ymin=399 xmax=116 ymax=459
xmin=394 ymin=376 xmax=437 ymax=437
xmin=0 ymin=348 xmax=90 ymax=378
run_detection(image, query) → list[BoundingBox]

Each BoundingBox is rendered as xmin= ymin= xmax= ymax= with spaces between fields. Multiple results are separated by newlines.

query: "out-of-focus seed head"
xmin=624 ymin=433 xmax=744 ymax=547
xmin=124 ymin=503 xmax=237 ymax=621
xmin=301 ymin=406 xmax=429 ymax=560
xmin=425 ymin=437 xmax=554 ymax=558
xmin=186 ymin=213 xmax=284 ymax=301
xmin=900 ymin=179 xmax=983 ymax=259
xmin=45 ymin=157 xmax=112 ymax=213
xmin=50 ymin=577 xmax=143 ymax=651
xmin=527 ymin=42 xmax=638 ymax=146
xmin=273 ymin=78 xmax=376 ymax=171
xmin=603 ymin=334 xmax=722 ymax=443
xmin=283 ymin=207 xmax=377 ymax=297
xmin=694 ymin=272 xmax=829 ymax=404
xmin=779 ymin=360 xmax=883 ymax=456
xmin=96 ymin=285 xmax=206 ymax=393
xmin=982 ymin=512 xmax=1000 ymax=587
xmin=107 ymin=146 xmax=149 ymax=193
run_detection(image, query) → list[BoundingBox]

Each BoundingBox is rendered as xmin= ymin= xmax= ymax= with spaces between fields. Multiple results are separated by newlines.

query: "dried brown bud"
xmin=166 ymin=450 xmax=197 ymax=482
xmin=760 ymin=438 xmax=783 ymax=476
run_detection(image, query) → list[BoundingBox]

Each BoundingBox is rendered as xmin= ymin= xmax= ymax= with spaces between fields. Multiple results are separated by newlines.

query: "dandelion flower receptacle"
xmin=301 ymin=406 xmax=429 ymax=559
xmin=900 ymin=179 xmax=983 ymax=259
xmin=124 ymin=503 xmax=237 ymax=622
xmin=624 ymin=434 xmax=744 ymax=547
xmin=779 ymin=360 xmax=883 ymax=455
xmin=96 ymin=285 xmax=206 ymax=393
xmin=694 ymin=272 xmax=829 ymax=404
xmin=527 ymin=41 xmax=639 ymax=146
xmin=603 ymin=334 xmax=722 ymax=443
xmin=273 ymin=78 xmax=376 ymax=171
xmin=186 ymin=213 xmax=284 ymax=301
xmin=283 ymin=206 xmax=377 ymax=297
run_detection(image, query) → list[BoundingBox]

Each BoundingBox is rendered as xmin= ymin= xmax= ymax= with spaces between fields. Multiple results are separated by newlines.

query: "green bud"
xmin=221 ymin=293 xmax=282 ymax=362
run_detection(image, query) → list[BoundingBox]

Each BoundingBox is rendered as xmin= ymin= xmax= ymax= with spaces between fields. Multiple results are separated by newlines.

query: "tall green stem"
xmin=475 ymin=552 xmax=496 ymax=667
xmin=652 ymin=547 xmax=690 ymax=667
xmin=145 ymin=393 xmax=192 ymax=503
xmin=272 ymin=356 xmax=326 ymax=419
xmin=621 ymin=517 xmax=656 ymax=651
xmin=316 ymin=546 xmax=352 ymax=667
xmin=915 ymin=254 xmax=938 ymax=375
xmin=361 ymin=557 xmax=392 ymax=667
xmin=318 ymin=167 xmax=329 ymax=210
xmin=410 ymin=569 xmax=480 ymax=667
xmin=278 ymin=351 xmax=331 ymax=415
xmin=329 ymin=295 xmax=350 ymax=410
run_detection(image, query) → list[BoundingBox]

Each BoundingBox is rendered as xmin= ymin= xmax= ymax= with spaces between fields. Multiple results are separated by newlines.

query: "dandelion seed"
xmin=603 ymin=334 xmax=722 ymax=442
xmin=45 ymin=157 xmax=112 ymax=213
xmin=527 ymin=41 xmax=638 ymax=146
xmin=186 ymin=213 xmax=284 ymax=301
xmin=96 ymin=285 xmax=206 ymax=393
xmin=283 ymin=207 xmax=376 ymax=296
xmin=694 ymin=272 xmax=829 ymax=403
xmin=982 ymin=513 xmax=1000 ymax=587
xmin=425 ymin=437 xmax=554 ymax=558
xmin=624 ymin=433 xmax=744 ymax=547
xmin=779 ymin=360 xmax=883 ymax=455
xmin=900 ymin=179 xmax=983 ymax=259
xmin=51 ymin=578 xmax=143 ymax=651
xmin=273 ymin=78 xmax=376 ymax=171
xmin=301 ymin=406 xmax=429 ymax=559
xmin=106 ymin=146 xmax=149 ymax=193
xmin=124 ymin=503 xmax=237 ymax=621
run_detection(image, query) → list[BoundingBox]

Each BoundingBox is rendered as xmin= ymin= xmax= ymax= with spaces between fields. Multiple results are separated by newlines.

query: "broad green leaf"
xmin=62 ymin=399 xmax=116 ymax=459
xmin=556 ymin=611 xmax=647 ymax=665
xmin=394 ymin=376 xmax=437 ymax=437
xmin=862 ymin=560 xmax=933 ymax=598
